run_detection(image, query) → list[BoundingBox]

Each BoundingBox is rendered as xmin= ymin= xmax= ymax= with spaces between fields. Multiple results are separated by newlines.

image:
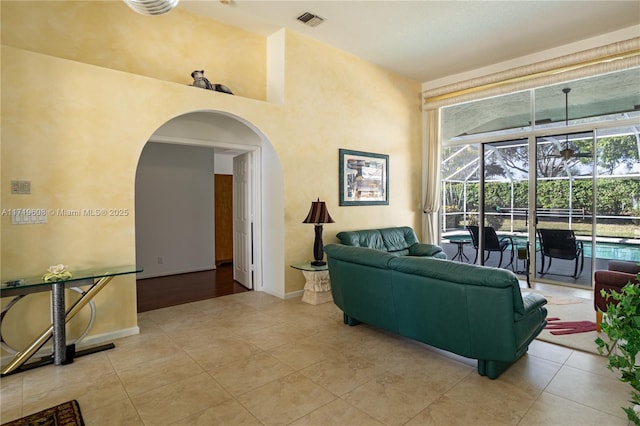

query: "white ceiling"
xmin=179 ymin=0 xmax=640 ymax=83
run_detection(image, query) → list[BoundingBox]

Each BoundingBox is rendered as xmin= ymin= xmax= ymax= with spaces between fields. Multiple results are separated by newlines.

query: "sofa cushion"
xmin=380 ymin=226 xmax=418 ymax=252
xmin=388 ymin=256 xmax=525 ymax=315
xmin=408 ymin=244 xmax=444 ymax=257
xmin=324 ymin=244 xmax=396 ymax=269
xmin=336 ymin=229 xmax=386 ymax=251
xmin=337 ymin=226 xmax=443 ymax=257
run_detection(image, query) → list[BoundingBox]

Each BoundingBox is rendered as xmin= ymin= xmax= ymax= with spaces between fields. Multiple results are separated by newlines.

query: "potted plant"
xmin=596 ymin=275 xmax=640 ymax=425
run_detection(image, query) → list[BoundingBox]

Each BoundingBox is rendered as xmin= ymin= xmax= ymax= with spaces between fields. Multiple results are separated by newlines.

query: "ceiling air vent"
xmin=297 ymin=12 xmax=325 ymax=27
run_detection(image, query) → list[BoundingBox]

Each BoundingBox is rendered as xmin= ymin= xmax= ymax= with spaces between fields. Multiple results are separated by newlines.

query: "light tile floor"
xmin=0 ymin=283 xmax=630 ymax=426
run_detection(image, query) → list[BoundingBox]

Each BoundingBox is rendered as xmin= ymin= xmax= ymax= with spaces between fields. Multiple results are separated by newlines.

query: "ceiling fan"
xmin=552 ymin=87 xmax=592 ymax=160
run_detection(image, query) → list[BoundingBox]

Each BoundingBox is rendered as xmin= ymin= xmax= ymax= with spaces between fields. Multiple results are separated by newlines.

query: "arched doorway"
xmin=134 ymin=110 xmax=284 ymax=309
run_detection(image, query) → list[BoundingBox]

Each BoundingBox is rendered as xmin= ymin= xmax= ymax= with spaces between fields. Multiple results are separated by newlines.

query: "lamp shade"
xmin=123 ymin=0 xmax=180 ymax=15
xmin=302 ymin=198 xmax=335 ymax=224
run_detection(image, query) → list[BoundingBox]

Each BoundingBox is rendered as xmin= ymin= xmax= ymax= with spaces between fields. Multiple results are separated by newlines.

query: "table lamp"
xmin=302 ymin=198 xmax=335 ymax=266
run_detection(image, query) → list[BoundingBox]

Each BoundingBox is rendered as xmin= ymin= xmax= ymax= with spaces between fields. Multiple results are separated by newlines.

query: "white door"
xmin=233 ymin=152 xmax=253 ymax=289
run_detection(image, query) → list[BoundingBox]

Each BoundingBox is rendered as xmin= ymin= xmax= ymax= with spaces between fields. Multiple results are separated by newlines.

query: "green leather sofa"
xmin=336 ymin=226 xmax=447 ymax=259
xmin=324 ymin=243 xmax=548 ymax=379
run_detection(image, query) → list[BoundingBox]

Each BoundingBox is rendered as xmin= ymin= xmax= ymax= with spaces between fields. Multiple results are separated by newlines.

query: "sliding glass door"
xmin=441 ymin=128 xmax=639 ymax=288
xmin=594 ymin=127 xmax=640 ymax=271
xmin=481 ymin=140 xmax=529 ymax=269
xmin=534 ymin=131 xmax=595 ymax=285
xmin=439 ymin=67 xmax=640 ymax=287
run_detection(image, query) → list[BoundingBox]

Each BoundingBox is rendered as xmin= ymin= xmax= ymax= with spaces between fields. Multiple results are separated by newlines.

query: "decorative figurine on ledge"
xmin=190 ymin=70 xmax=234 ymax=95
xmin=42 ymin=264 xmax=73 ymax=282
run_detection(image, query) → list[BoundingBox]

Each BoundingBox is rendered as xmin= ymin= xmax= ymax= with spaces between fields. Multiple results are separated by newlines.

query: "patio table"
xmin=451 ymin=239 xmax=470 ymax=262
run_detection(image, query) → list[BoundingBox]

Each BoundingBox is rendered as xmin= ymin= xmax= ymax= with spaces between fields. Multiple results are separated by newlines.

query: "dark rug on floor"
xmin=2 ymin=400 xmax=84 ymax=426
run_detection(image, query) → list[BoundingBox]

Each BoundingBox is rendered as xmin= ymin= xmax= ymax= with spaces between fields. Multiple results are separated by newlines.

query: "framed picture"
xmin=339 ymin=149 xmax=389 ymax=206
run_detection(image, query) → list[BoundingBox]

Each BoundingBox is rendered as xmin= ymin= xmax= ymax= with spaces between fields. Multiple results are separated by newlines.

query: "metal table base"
xmin=1 ymin=265 xmax=140 ymax=376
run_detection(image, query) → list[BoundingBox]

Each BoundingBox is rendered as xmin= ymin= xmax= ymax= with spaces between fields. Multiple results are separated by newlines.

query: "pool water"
xmin=582 ymin=242 xmax=640 ymax=263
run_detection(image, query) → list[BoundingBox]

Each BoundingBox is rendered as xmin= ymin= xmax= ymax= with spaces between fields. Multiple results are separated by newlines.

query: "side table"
xmin=450 ymin=239 xmax=470 ymax=262
xmin=512 ymin=242 xmax=531 ymax=288
xmin=290 ymin=263 xmax=332 ymax=305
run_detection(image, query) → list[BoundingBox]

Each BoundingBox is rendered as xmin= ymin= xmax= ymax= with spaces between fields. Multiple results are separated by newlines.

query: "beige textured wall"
xmin=1 ymin=1 xmax=421 ymax=349
xmin=1 ymin=1 xmax=266 ymax=100
xmin=281 ymin=31 xmax=423 ymax=288
xmin=1 ymin=45 xmax=284 ymax=350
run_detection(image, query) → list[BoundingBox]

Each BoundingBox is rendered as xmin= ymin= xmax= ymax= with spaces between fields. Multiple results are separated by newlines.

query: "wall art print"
xmin=339 ymin=149 xmax=389 ymax=206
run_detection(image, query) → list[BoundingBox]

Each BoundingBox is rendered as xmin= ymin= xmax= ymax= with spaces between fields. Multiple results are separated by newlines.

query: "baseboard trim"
xmin=284 ymin=289 xmax=304 ymax=300
xmin=137 ymin=267 xmax=216 ymax=280
xmin=1 ymin=326 xmax=140 ymax=365
xmin=78 ymin=326 xmax=140 ymax=348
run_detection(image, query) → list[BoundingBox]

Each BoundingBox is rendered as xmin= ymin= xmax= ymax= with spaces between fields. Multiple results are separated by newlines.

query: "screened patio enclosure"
xmin=439 ymin=67 xmax=640 ymax=288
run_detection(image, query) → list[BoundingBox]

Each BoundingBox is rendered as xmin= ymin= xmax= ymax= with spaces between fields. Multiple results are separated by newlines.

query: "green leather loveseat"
xmin=336 ymin=226 xmax=447 ymax=259
xmin=324 ymin=243 xmax=548 ymax=379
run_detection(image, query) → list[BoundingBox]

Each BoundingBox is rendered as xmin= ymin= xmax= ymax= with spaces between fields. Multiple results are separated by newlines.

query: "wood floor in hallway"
xmin=136 ymin=264 xmax=250 ymax=312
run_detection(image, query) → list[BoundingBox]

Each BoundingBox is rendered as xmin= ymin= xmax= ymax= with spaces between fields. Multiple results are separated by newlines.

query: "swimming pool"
xmin=444 ymin=234 xmax=640 ymax=263
xmin=582 ymin=242 xmax=640 ymax=263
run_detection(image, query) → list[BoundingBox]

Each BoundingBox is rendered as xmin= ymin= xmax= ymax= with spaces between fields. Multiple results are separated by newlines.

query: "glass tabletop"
xmin=1 ymin=265 xmax=142 ymax=292
xmin=290 ymin=263 xmax=329 ymax=272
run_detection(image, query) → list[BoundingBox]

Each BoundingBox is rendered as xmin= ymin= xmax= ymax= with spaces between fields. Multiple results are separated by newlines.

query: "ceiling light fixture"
xmin=123 ymin=0 xmax=180 ymax=15
xmin=554 ymin=87 xmax=591 ymax=160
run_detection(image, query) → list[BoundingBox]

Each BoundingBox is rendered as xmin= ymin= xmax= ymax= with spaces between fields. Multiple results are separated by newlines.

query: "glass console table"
xmin=0 ymin=265 xmax=141 ymax=376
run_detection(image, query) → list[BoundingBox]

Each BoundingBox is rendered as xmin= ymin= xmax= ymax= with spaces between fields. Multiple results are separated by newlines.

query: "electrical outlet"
xmin=157 ymin=256 xmax=164 ymax=264
xmin=11 ymin=210 xmax=47 ymax=225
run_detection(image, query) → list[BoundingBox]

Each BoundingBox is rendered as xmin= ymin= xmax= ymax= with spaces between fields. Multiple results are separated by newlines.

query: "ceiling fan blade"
xmin=549 ymin=150 xmax=592 ymax=159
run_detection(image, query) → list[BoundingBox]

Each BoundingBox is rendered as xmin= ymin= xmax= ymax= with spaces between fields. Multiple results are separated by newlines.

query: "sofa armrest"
xmin=608 ymin=260 xmax=640 ymax=275
xmin=515 ymin=293 xmax=547 ymax=321
xmin=594 ymin=270 xmax=639 ymax=312
xmin=408 ymin=243 xmax=443 ymax=257
xmin=595 ymin=270 xmax=639 ymax=289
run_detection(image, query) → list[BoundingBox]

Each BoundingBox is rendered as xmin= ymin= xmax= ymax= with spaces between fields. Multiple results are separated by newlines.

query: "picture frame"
xmin=339 ymin=149 xmax=389 ymax=206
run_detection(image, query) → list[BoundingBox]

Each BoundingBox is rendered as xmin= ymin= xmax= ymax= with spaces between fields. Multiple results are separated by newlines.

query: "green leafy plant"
xmin=596 ymin=275 xmax=640 ymax=425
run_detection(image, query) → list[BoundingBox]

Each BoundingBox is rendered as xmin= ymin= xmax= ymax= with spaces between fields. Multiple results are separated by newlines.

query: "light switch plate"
xmin=11 ymin=180 xmax=31 ymax=194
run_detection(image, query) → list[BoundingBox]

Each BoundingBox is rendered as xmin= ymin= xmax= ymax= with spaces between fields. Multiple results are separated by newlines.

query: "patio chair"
xmin=466 ymin=225 xmax=514 ymax=268
xmin=537 ymin=229 xmax=584 ymax=278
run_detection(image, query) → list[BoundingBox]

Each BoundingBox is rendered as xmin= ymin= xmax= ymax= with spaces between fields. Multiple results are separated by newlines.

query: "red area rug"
xmin=545 ymin=317 xmax=597 ymax=335
xmin=2 ymin=400 xmax=84 ymax=426
xmin=524 ymin=291 xmax=613 ymax=355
